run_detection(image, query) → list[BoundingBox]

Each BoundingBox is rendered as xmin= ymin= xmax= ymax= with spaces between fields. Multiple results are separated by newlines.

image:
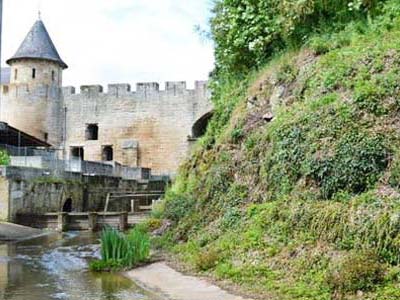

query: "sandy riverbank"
xmin=125 ymin=262 xmax=253 ymax=300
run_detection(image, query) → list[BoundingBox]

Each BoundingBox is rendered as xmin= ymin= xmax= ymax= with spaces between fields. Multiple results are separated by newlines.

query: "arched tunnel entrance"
xmin=62 ymin=198 xmax=73 ymax=212
xmin=191 ymin=111 xmax=213 ymax=139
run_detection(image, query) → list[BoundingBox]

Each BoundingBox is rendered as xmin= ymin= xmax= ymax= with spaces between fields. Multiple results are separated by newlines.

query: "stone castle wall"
xmin=63 ymin=81 xmax=212 ymax=174
xmin=0 ymin=77 xmax=212 ymax=174
xmin=1 ymin=84 xmax=63 ymax=146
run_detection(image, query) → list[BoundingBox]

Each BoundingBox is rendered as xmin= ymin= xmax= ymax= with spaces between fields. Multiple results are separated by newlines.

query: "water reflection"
xmin=0 ymin=232 xmax=159 ymax=300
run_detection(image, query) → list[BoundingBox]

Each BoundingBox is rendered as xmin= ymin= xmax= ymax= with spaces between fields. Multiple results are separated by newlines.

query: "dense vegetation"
xmin=151 ymin=0 xmax=400 ymax=299
xmin=211 ymin=0 xmax=388 ymax=78
xmin=90 ymin=226 xmax=150 ymax=272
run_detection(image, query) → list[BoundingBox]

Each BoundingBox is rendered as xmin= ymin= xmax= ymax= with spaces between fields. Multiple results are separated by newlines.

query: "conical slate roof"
xmin=6 ymin=20 xmax=67 ymax=69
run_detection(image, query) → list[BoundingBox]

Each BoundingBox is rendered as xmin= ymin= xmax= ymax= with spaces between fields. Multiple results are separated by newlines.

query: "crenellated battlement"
xmin=62 ymin=80 xmax=208 ymax=98
xmin=80 ymin=85 xmax=104 ymax=94
xmin=108 ymin=84 xmax=131 ymax=95
xmin=136 ymin=82 xmax=159 ymax=93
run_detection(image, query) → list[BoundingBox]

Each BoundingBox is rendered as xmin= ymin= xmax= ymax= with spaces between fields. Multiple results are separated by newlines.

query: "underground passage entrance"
xmin=62 ymin=198 xmax=73 ymax=212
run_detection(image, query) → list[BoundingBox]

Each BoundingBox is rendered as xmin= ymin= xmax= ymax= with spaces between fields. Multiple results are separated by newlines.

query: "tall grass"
xmin=125 ymin=228 xmax=150 ymax=266
xmin=90 ymin=226 xmax=150 ymax=271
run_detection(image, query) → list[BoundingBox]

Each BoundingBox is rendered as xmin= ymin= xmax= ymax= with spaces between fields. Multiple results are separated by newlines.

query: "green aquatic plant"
xmin=90 ymin=226 xmax=150 ymax=272
xmin=124 ymin=227 xmax=150 ymax=267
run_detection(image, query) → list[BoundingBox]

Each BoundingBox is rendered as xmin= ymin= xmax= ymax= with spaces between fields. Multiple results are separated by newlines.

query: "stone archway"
xmin=62 ymin=198 xmax=73 ymax=212
xmin=192 ymin=111 xmax=213 ymax=139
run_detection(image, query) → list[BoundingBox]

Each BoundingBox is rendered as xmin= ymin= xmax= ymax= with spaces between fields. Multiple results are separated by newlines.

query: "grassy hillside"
xmin=153 ymin=1 xmax=400 ymax=299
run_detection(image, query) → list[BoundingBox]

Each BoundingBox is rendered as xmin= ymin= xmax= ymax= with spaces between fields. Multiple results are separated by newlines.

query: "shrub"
xmin=353 ymin=80 xmax=387 ymax=115
xmin=276 ymin=62 xmax=298 ymax=83
xmin=230 ymin=126 xmax=244 ymax=144
xmin=309 ymin=36 xmax=331 ymax=55
xmin=144 ymin=218 xmax=163 ymax=232
xmin=163 ymin=192 xmax=197 ymax=222
xmin=308 ymin=28 xmax=354 ymax=55
xmin=195 ymin=248 xmax=220 ymax=271
xmin=151 ymin=200 xmax=165 ymax=219
xmin=326 ymin=250 xmax=384 ymax=294
xmin=307 ymin=131 xmax=389 ymax=198
xmin=220 ymin=207 xmax=242 ymax=229
xmin=0 ymin=150 xmax=10 ymax=166
xmin=389 ymin=154 xmax=400 ymax=189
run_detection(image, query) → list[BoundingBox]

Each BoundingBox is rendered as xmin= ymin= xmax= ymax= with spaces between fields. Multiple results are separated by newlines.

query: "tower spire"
xmin=38 ymin=0 xmax=41 ymax=20
xmin=6 ymin=18 xmax=68 ymax=69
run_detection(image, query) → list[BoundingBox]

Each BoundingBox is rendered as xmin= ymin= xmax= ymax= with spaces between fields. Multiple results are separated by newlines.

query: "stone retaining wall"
xmin=0 ymin=166 xmax=167 ymax=223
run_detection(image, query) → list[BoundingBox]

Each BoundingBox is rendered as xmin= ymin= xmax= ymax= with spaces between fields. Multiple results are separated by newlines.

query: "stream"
xmin=0 ymin=232 xmax=161 ymax=300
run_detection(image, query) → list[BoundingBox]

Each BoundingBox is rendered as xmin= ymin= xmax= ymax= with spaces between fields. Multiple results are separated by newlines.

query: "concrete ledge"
xmin=125 ymin=262 xmax=253 ymax=300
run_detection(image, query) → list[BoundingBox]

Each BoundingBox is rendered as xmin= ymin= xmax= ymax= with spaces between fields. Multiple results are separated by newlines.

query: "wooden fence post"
xmin=119 ymin=212 xmax=128 ymax=231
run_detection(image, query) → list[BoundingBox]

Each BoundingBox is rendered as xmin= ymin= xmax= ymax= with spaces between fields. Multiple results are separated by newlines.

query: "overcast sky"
xmin=2 ymin=0 xmax=214 ymax=89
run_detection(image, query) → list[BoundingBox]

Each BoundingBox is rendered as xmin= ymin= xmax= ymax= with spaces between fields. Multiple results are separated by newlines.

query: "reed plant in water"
xmin=90 ymin=226 xmax=150 ymax=271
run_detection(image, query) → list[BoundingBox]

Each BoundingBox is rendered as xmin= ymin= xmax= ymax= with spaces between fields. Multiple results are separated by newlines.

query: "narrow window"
xmin=85 ymin=124 xmax=99 ymax=141
xmin=44 ymin=132 xmax=48 ymax=142
xmin=32 ymin=68 xmax=36 ymax=79
xmin=71 ymin=147 xmax=84 ymax=160
xmin=14 ymin=69 xmax=18 ymax=80
xmin=102 ymin=145 xmax=113 ymax=161
xmin=52 ymin=70 xmax=55 ymax=82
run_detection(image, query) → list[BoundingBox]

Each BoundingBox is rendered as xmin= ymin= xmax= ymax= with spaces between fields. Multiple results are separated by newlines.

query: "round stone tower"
xmin=3 ymin=18 xmax=67 ymax=146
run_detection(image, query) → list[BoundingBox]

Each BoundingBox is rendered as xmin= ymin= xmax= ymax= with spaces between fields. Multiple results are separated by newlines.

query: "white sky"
xmin=2 ymin=0 xmax=215 ymax=89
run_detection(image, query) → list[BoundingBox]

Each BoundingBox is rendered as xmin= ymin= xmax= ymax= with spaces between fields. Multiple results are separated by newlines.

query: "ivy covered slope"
xmin=158 ymin=1 xmax=400 ymax=300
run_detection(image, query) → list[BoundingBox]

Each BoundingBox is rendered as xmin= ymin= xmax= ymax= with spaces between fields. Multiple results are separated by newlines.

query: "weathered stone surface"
xmin=63 ymin=82 xmax=212 ymax=174
xmin=0 ymin=222 xmax=43 ymax=241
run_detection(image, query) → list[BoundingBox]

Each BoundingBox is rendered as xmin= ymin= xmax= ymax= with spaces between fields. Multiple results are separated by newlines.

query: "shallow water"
xmin=0 ymin=232 xmax=160 ymax=300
